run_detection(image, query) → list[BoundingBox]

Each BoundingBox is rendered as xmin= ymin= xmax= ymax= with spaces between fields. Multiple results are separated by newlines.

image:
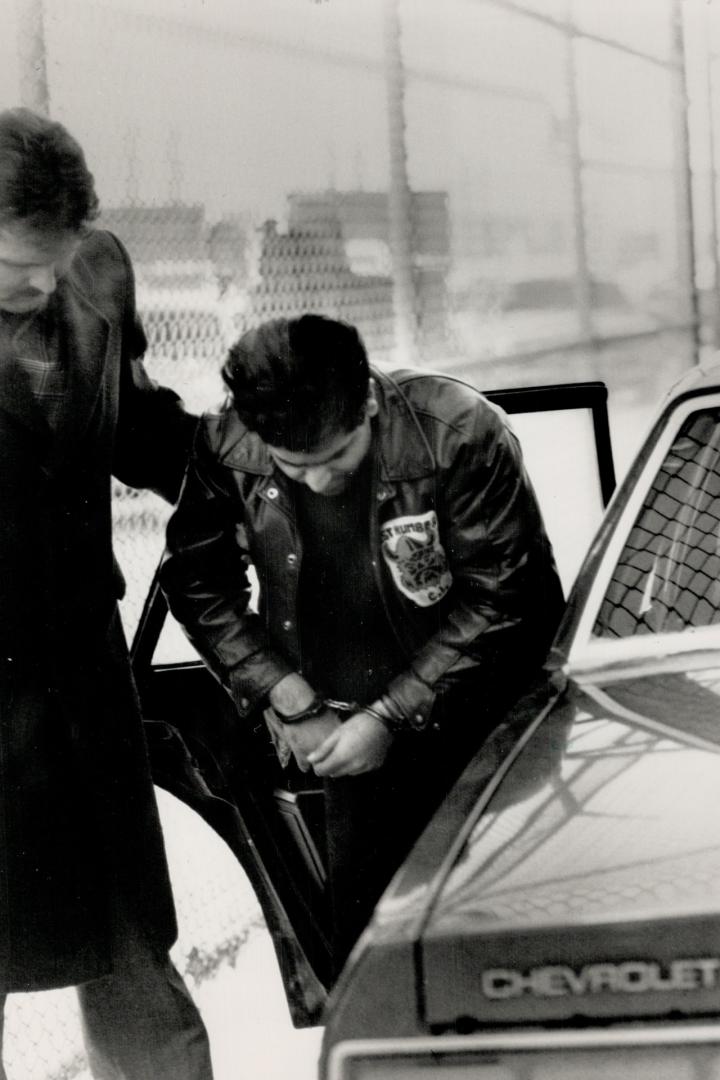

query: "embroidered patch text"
xmin=380 ymin=510 xmax=452 ymax=607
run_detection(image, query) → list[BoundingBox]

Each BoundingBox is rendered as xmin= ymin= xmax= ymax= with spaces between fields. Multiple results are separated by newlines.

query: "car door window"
xmin=593 ymin=408 xmax=720 ymax=638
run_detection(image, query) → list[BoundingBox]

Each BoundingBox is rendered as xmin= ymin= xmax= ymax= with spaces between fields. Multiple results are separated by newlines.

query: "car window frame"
xmin=483 ymin=380 xmax=617 ymax=508
xmin=568 ymin=390 xmax=720 ymax=672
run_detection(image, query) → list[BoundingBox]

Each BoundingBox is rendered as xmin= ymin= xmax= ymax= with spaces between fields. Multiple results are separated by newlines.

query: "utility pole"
xmin=383 ymin=0 xmax=419 ymax=365
xmin=15 ymin=0 xmax=50 ymax=114
xmin=702 ymin=1 xmax=720 ymax=350
xmin=564 ymin=5 xmax=593 ymax=341
xmin=671 ymin=0 xmax=701 ymax=359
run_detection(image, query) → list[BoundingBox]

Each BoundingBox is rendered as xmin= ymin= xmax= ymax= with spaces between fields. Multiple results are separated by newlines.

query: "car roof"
xmin=663 ymin=355 xmax=720 ymax=402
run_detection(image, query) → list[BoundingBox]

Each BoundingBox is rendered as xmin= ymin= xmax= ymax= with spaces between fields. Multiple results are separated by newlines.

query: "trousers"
xmin=0 ymin=920 xmax=213 ymax=1080
xmin=323 ymin=668 xmax=530 ymax=976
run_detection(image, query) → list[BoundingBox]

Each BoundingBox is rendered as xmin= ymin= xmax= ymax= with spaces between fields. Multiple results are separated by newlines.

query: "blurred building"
xmin=99 ymin=204 xmax=249 ymax=294
xmin=250 ymin=215 xmax=395 ymax=362
xmin=259 ymin=189 xmax=451 ymax=360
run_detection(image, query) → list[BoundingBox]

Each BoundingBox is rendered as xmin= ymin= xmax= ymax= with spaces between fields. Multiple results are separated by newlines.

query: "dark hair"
xmin=222 ymin=314 xmax=371 ymax=451
xmin=0 ymin=108 xmax=99 ymax=232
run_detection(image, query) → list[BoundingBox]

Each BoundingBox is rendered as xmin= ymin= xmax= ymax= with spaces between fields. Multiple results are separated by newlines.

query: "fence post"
xmin=702 ymin=1 xmax=720 ymax=350
xmin=15 ymin=0 xmax=50 ymax=115
xmin=564 ymin=13 xmax=594 ymax=342
xmin=383 ymin=0 xmax=419 ymax=366
xmin=671 ymin=0 xmax=701 ymax=360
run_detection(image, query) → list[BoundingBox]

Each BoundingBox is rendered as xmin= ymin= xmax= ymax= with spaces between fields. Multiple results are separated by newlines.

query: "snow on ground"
xmin=4 ymin=791 xmax=323 ymax=1080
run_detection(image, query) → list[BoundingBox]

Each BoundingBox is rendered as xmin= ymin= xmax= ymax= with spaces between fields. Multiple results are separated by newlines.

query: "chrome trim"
xmin=579 ymin=682 xmax=720 ymax=754
xmin=327 ymin=1023 xmax=720 ymax=1079
xmin=569 ymin=628 xmax=720 ymax=675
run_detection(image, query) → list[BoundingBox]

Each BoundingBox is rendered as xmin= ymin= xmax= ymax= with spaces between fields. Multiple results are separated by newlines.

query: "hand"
xmin=280 ymin=709 xmax=343 ymax=773
xmin=307 ymin=712 xmax=394 ymax=777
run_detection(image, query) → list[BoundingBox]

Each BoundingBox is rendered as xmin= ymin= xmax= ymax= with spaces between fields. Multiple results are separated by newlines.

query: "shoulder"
xmin=73 ymin=228 xmax=130 ymax=277
xmin=196 ymin=398 xmax=272 ymax=473
xmin=67 ymin=229 xmax=134 ymax=315
xmin=197 ymin=403 xmax=234 ymax=452
xmin=380 ymin=367 xmax=510 ymax=441
xmin=372 ymin=367 xmax=519 ymax=479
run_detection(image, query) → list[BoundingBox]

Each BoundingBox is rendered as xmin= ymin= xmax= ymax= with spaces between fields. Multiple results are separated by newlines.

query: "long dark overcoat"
xmin=0 ymin=230 xmax=194 ymax=992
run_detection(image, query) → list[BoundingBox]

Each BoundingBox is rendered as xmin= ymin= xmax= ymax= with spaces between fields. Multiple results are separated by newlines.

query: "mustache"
xmin=10 ymin=290 xmax=48 ymax=302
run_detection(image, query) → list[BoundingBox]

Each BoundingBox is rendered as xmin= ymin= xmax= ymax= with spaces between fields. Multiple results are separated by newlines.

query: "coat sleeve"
xmin=160 ymin=422 xmax=294 ymax=718
xmin=110 ymin=235 xmax=197 ymax=503
xmin=383 ymin=403 xmax=564 ymax=729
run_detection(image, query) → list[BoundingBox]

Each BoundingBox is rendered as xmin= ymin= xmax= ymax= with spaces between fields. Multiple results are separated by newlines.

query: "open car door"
xmin=130 ymin=380 xmax=616 ymax=1027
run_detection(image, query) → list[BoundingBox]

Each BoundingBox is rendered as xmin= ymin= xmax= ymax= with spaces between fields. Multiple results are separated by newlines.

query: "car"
xmin=319 ymin=359 xmax=720 ymax=1078
xmin=130 ymin=364 xmax=720 ymax=1077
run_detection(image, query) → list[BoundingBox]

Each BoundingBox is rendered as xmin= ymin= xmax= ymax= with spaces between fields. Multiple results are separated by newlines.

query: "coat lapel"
xmin=0 ymin=272 xmax=111 ymax=476
xmin=0 ymin=315 xmax=53 ymax=480
xmin=0 ymin=356 xmax=56 ymax=499
xmin=53 ymin=274 xmax=110 ymax=458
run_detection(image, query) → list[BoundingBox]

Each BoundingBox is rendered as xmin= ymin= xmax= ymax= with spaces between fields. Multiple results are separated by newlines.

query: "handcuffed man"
xmin=161 ymin=313 xmax=564 ymax=973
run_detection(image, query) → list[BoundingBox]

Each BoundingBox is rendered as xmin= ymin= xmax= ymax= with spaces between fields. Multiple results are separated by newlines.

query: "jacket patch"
xmin=380 ymin=511 xmax=452 ymax=607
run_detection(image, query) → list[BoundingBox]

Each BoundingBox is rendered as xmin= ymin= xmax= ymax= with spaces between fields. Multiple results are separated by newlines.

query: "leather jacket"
xmin=162 ymin=368 xmax=564 ymax=732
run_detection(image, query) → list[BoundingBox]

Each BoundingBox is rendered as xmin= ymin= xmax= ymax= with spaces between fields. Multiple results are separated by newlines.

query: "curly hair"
xmin=222 ymin=314 xmax=371 ymax=451
xmin=0 ymin=108 xmax=99 ymax=232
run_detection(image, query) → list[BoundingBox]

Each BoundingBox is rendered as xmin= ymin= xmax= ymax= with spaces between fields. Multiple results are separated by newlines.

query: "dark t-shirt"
xmin=293 ymin=454 xmax=405 ymax=704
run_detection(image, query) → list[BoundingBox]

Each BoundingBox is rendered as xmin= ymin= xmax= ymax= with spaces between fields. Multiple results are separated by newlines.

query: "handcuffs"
xmin=275 ymin=694 xmax=358 ymax=724
xmin=276 ymin=694 xmax=401 ymax=733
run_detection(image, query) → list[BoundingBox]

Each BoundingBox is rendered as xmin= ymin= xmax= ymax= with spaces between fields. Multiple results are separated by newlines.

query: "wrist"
xmin=364 ymin=697 xmax=404 ymax=734
xmin=268 ymin=673 xmax=316 ymax=717
xmin=274 ymin=693 xmax=327 ymax=725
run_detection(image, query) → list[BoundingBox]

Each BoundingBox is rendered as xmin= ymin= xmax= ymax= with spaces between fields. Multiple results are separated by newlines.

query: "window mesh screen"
xmin=595 ymin=409 xmax=720 ymax=637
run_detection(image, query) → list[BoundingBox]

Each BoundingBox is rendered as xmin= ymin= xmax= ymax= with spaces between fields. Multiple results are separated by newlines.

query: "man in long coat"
xmin=0 ymin=109 xmax=213 ymax=1078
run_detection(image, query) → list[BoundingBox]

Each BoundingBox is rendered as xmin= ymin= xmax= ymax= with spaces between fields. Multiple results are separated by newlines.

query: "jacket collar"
xmin=219 ymin=367 xmax=436 ymax=482
xmin=372 ymin=368 xmax=435 ymax=481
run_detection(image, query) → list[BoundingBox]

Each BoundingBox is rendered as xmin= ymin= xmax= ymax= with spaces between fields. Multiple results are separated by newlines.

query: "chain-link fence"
xmin=8 ymin=0 xmax=712 ymax=627
xmin=3 ymin=790 xmax=265 ymax=1080
xmin=5 ymin=0 xmax=720 ymax=1075
xmin=10 ymin=1 xmax=711 ymax=397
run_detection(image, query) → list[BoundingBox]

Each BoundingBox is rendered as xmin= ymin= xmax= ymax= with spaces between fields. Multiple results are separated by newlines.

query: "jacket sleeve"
xmin=110 ymin=235 xmax=197 ymax=503
xmin=384 ymin=403 xmax=563 ymax=729
xmin=160 ymin=423 xmax=294 ymax=718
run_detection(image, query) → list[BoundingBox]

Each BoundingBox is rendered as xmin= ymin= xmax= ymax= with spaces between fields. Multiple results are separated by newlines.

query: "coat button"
xmin=240 ymin=697 xmax=250 ymax=709
xmin=287 ymin=553 xmax=297 ymax=567
xmin=267 ymin=486 xmax=279 ymax=499
xmin=282 ymin=619 xmax=293 ymax=631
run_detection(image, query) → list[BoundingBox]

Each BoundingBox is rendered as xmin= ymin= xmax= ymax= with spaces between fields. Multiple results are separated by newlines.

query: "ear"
xmin=366 ymin=379 xmax=379 ymax=418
